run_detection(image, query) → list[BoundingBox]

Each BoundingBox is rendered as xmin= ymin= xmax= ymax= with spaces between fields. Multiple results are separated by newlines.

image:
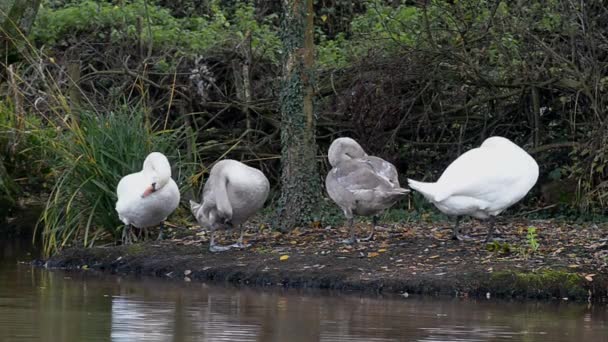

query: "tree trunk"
xmin=276 ymin=0 xmax=322 ymax=231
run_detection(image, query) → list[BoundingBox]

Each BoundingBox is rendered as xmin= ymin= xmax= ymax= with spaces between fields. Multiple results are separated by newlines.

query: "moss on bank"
xmin=485 ymin=270 xmax=589 ymax=300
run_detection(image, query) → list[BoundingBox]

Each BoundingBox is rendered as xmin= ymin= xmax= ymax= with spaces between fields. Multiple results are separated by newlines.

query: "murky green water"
xmin=1 ymin=239 xmax=607 ymax=342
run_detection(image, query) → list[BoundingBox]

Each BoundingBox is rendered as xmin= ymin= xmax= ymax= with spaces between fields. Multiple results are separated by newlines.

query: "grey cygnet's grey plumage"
xmin=325 ymin=138 xmax=409 ymax=244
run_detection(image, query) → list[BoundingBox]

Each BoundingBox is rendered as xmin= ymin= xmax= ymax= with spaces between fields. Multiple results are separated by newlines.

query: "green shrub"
xmin=316 ymin=1 xmax=420 ymax=68
xmin=0 ymin=101 xmax=55 ymax=222
xmin=0 ymin=104 xmax=20 ymax=210
xmin=32 ymin=0 xmax=281 ymax=61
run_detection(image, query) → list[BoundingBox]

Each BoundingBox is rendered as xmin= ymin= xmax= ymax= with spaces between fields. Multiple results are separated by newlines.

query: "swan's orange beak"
xmin=141 ymin=183 xmax=156 ymax=198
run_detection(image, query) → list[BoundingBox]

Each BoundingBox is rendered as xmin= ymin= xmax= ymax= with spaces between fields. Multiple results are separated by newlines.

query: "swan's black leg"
xmin=452 ymin=216 xmax=461 ymax=240
xmin=359 ymin=216 xmax=377 ymax=242
xmin=122 ymin=224 xmax=132 ymax=245
xmin=157 ymin=222 xmax=164 ymax=241
xmin=485 ymin=216 xmax=496 ymax=242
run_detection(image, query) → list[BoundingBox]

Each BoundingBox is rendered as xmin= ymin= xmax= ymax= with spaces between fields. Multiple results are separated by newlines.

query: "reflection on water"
xmin=1 ymin=239 xmax=607 ymax=342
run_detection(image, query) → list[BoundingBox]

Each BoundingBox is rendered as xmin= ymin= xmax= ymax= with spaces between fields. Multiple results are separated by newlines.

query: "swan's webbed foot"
xmin=230 ymin=242 xmax=251 ymax=249
xmin=341 ymin=237 xmax=356 ymax=245
xmin=357 ymin=230 xmax=375 ymax=242
xmin=208 ymin=230 xmax=235 ymax=252
xmin=341 ymin=217 xmax=357 ymax=244
xmin=209 ymin=243 xmax=233 ymax=252
xmin=358 ymin=219 xmax=376 ymax=242
xmin=341 ymin=233 xmax=377 ymax=244
xmin=231 ymin=226 xmax=250 ymax=249
xmin=452 ymin=234 xmax=472 ymax=241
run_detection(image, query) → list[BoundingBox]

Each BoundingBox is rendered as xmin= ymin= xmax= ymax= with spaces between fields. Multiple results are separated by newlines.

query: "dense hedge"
xmin=2 ymin=0 xmax=607 ymax=224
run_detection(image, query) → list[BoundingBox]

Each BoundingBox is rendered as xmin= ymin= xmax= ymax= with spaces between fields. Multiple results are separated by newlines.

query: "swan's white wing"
xmin=115 ymin=172 xmax=145 ymax=225
xmin=116 ymin=172 xmax=143 ymax=201
xmin=436 ymin=146 xmax=536 ymax=202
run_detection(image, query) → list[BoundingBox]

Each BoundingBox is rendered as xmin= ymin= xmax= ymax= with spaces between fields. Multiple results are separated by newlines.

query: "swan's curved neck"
xmin=328 ymin=139 xmax=367 ymax=167
xmin=142 ymin=153 xmax=172 ymax=189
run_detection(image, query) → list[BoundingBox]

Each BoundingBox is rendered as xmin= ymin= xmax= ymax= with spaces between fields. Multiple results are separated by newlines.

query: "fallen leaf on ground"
xmin=280 ymin=255 xmax=289 ymax=261
xmin=368 ymin=252 xmax=380 ymax=258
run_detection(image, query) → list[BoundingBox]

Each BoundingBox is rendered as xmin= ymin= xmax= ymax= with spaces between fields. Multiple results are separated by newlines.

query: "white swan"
xmin=325 ymin=138 xmax=409 ymax=244
xmin=408 ymin=136 xmax=539 ymax=241
xmin=190 ymin=159 xmax=270 ymax=252
xmin=115 ymin=152 xmax=180 ymax=244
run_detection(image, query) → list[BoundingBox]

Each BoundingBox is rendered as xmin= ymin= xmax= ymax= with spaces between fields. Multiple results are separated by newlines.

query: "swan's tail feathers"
xmin=189 ymin=200 xmax=202 ymax=216
xmin=383 ymin=187 xmax=410 ymax=202
xmin=390 ymin=187 xmax=410 ymax=195
xmin=407 ymin=179 xmax=448 ymax=202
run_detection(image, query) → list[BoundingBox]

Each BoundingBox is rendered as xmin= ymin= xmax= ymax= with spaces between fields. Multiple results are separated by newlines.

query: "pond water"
xmin=1 ymin=238 xmax=607 ymax=342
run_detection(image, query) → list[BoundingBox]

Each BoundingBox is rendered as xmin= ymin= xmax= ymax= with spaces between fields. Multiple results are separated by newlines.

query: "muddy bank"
xmin=42 ymin=219 xmax=608 ymax=302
